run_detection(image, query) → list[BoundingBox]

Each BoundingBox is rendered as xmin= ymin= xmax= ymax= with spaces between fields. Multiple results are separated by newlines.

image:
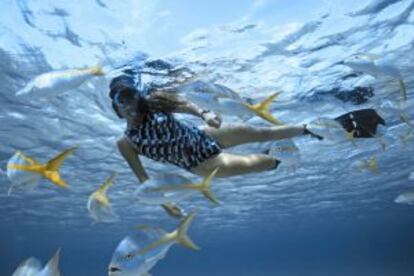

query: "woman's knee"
xmin=192 ymin=153 xmax=276 ymax=177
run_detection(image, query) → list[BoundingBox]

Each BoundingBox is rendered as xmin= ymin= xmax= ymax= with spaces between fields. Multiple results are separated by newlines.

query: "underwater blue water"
xmin=1 ymin=0 xmax=414 ymax=275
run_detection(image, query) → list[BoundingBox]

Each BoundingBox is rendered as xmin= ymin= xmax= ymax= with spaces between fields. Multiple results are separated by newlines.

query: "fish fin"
xmin=358 ymin=157 xmax=378 ymax=173
xmin=46 ymin=147 xmax=77 ymax=171
xmin=244 ymin=92 xmax=284 ymax=125
xmin=149 ymin=169 xmax=220 ymax=205
xmin=12 ymin=257 xmax=42 ymax=275
xmin=44 ymin=248 xmax=61 ymax=275
xmin=43 ymin=147 xmax=77 ymax=188
xmin=87 ymin=65 xmax=105 ymax=76
xmin=368 ymin=156 xmax=378 ymax=173
xmin=94 ymin=172 xmax=117 ymax=206
xmin=136 ymin=214 xmax=199 ymax=256
xmin=176 ymin=213 xmax=200 ymax=250
xmin=398 ymin=79 xmax=407 ymax=101
xmin=197 ymin=167 xmax=220 ymax=205
xmin=16 ymin=151 xmax=38 ymax=165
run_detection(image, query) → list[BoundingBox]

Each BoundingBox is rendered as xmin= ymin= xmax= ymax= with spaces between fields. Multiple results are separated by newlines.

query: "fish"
xmin=135 ymin=168 xmax=220 ymax=206
xmin=243 ymin=92 xmax=284 ymax=125
xmin=16 ymin=65 xmax=104 ymax=99
xmin=108 ymin=213 xmax=198 ymax=276
xmin=339 ymin=53 xmax=407 ymax=101
xmin=307 ymin=117 xmax=352 ymax=143
xmin=266 ymin=139 xmax=301 ymax=171
xmin=394 ymin=191 xmax=414 ymax=205
xmin=178 ymin=81 xmax=283 ymax=124
xmin=12 ymin=248 xmax=61 ymax=276
xmin=6 ymin=148 xmax=76 ymax=195
xmin=356 ymin=156 xmax=378 ymax=173
xmin=87 ymin=172 xmax=119 ymax=224
xmin=178 ymin=80 xmax=243 ymax=101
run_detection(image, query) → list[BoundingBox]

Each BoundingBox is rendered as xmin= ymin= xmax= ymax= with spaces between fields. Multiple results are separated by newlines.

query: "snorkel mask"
xmin=114 ymin=87 xmax=141 ymax=117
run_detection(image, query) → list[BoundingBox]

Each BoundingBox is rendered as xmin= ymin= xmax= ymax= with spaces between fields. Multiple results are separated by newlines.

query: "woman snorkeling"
xmin=110 ymin=61 xmax=386 ymax=183
xmin=110 ymin=65 xmax=325 ymax=184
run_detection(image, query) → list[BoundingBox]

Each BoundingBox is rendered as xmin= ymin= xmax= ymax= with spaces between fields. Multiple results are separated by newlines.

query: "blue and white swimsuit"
xmin=110 ymin=60 xmax=222 ymax=171
xmin=125 ymin=112 xmax=221 ymax=170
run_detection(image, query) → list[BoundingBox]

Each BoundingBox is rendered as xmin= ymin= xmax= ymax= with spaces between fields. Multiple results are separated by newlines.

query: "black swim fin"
xmin=334 ymin=109 xmax=386 ymax=138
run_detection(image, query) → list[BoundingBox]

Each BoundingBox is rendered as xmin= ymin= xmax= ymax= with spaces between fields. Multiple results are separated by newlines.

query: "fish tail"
xmin=196 ymin=168 xmax=220 ymax=205
xmin=176 ymin=213 xmax=200 ymax=251
xmin=244 ymin=92 xmax=284 ymax=125
xmin=94 ymin=172 xmax=117 ymax=206
xmin=43 ymin=147 xmax=77 ymax=188
xmin=16 ymin=151 xmax=37 ymax=165
xmin=88 ymin=65 xmax=105 ymax=76
xmin=398 ymin=78 xmax=407 ymax=101
xmin=368 ymin=156 xmax=378 ymax=173
xmin=46 ymin=248 xmax=61 ymax=274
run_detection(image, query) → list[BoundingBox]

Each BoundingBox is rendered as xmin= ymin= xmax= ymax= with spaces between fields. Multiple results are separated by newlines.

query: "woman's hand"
xmin=201 ymin=110 xmax=222 ymax=128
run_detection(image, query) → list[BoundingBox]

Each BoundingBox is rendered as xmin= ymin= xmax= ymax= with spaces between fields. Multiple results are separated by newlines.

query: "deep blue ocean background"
xmin=1 ymin=0 xmax=414 ymax=275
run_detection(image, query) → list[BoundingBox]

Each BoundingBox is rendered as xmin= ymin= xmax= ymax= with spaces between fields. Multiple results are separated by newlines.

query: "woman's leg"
xmin=191 ymin=152 xmax=278 ymax=177
xmin=203 ymin=123 xmax=305 ymax=148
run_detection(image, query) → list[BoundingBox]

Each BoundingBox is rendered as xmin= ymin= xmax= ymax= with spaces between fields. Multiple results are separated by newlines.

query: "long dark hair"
xmin=110 ymin=73 xmax=194 ymax=118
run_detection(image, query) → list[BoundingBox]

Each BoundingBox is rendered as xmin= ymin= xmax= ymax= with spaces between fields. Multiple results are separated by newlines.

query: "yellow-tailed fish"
xmin=179 ymin=81 xmax=254 ymax=119
xmin=108 ymin=213 xmax=198 ymax=276
xmin=135 ymin=168 xmax=220 ymax=206
xmin=357 ymin=156 xmax=378 ymax=173
xmin=87 ymin=172 xmax=119 ymax=223
xmin=179 ymin=81 xmax=282 ymax=123
xmin=243 ymin=92 xmax=284 ymax=125
xmin=12 ymin=248 xmax=61 ymax=276
xmin=16 ymin=65 xmax=105 ymax=99
xmin=266 ymin=139 xmax=301 ymax=172
xmin=308 ymin=117 xmax=350 ymax=143
xmin=340 ymin=53 xmax=407 ymax=101
xmin=6 ymin=148 xmax=76 ymax=194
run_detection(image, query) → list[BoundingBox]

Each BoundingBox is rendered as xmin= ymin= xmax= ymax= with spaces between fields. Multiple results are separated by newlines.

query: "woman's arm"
xmin=148 ymin=89 xmax=222 ymax=128
xmin=148 ymin=89 xmax=204 ymax=117
xmin=175 ymin=99 xmax=222 ymax=128
xmin=117 ymin=137 xmax=149 ymax=183
xmin=173 ymin=98 xmax=206 ymax=117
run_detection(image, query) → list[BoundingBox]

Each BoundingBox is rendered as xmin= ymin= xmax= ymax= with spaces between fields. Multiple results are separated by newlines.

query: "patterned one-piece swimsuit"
xmin=111 ymin=59 xmax=222 ymax=170
xmin=125 ymin=111 xmax=222 ymax=171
